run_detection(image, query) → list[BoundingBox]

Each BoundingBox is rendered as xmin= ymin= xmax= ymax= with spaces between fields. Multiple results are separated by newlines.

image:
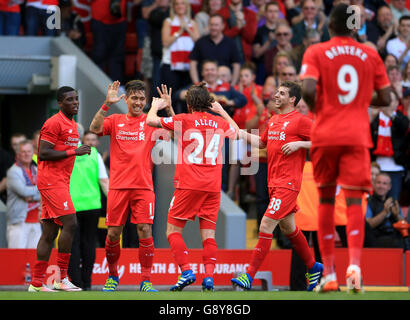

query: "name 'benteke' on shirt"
xmin=324 ymin=45 xmax=368 ymax=61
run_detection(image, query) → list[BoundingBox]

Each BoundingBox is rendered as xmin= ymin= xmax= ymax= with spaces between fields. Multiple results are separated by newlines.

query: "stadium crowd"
xmin=0 ymin=0 xmax=410 ymax=290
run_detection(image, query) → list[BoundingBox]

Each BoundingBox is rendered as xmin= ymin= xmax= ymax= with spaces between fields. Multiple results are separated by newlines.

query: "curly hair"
xmin=186 ymin=82 xmax=215 ymax=112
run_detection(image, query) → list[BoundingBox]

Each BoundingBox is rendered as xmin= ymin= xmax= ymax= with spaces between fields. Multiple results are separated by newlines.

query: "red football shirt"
xmin=300 ymin=36 xmax=390 ymax=148
xmin=37 ymin=111 xmax=80 ymax=190
xmin=261 ymin=109 xmax=312 ymax=191
xmin=160 ymin=112 xmax=237 ymax=192
xmin=101 ymin=113 xmax=161 ymax=190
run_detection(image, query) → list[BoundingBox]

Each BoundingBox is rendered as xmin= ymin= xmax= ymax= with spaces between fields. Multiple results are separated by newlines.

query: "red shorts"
xmin=168 ymin=189 xmax=220 ymax=230
xmin=264 ymin=187 xmax=299 ymax=220
xmin=106 ymin=189 xmax=155 ymax=226
xmin=40 ymin=188 xmax=76 ymax=226
xmin=310 ymin=146 xmax=371 ymax=191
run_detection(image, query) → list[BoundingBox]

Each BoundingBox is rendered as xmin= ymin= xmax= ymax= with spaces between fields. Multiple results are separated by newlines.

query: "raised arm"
xmin=89 ymin=81 xmax=125 ymax=134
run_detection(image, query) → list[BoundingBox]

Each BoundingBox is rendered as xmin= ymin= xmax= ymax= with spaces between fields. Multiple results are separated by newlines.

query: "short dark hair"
xmin=329 ymin=3 xmax=353 ymax=36
xmin=399 ymin=15 xmax=410 ymax=25
xmin=280 ymin=81 xmax=302 ymax=106
xmin=240 ymin=61 xmax=256 ymax=74
xmin=125 ymin=80 xmax=145 ymax=97
xmin=208 ymin=13 xmax=225 ymax=24
xmin=83 ymin=130 xmax=97 ymax=137
xmin=186 ymin=82 xmax=214 ymax=112
xmin=57 ymin=86 xmax=76 ymax=102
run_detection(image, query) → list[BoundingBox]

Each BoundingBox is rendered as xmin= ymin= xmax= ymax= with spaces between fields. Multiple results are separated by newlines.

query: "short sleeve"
xmin=298 ymin=115 xmax=313 ymax=141
xmin=224 ymin=123 xmax=238 ymax=139
xmin=299 ymin=46 xmax=320 ymax=81
xmin=101 ymin=115 xmax=114 ymax=136
xmin=160 ymin=114 xmax=184 ymax=132
xmin=40 ymin=118 xmax=60 ymax=145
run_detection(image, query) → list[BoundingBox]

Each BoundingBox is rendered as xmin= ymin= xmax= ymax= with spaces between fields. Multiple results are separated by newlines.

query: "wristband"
xmin=66 ymin=149 xmax=76 ymax=157
xmin=101 ymin=104 xmax=110 ymax=112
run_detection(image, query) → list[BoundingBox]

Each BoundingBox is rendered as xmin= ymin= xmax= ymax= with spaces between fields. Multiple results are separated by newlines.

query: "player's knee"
xmin=107 ymin=227 xmax=122 ymax=242
xmin=259 ymin=217 xmax=274 ymax=234
xmin=137 ymin=223 xmax=152 ymax=237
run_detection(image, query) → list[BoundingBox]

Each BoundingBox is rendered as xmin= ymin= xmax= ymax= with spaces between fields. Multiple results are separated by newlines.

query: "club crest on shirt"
xmin=281 ymin=121 xmax=290 ymax=130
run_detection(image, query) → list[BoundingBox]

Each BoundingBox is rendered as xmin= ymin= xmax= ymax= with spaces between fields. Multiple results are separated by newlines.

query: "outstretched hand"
xmin=105 ymin=81 xmax=125 ymax=106
xmin=151 ymin=97 xmax=168 ymax=110
xmin=157 ymin=84 xmax=172 ymax=108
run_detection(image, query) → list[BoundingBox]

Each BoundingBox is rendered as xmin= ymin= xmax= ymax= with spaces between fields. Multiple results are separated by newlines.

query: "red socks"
xmin=286 ymin=226 xmax=315 ymax=270
xmin=167 ymin=232 xmax=191 ymax=272
xmin=31 ymin=260 xmax=49 ymax=287
xmin=139 ymin=237 xmax=154 ymax=282
xmin=57 ymin=252 xmax=71 ymax=280
xmin=344 ymin=189 xmax=365 ymax=267
xmin=105 ymin=238 xmax=121 ymax=278
xmin=202 ymin=238 xmax=217 ymax=278
xmin=318 ymin=202 xmax=336 ymax=275
xmin=247 ymin=232 xmax=273 ymax=279
xmin=31 ymin=252 xmax=70 ymax=287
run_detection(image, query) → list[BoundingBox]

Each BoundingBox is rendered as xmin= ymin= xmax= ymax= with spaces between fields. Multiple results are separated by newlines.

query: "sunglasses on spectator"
xmin=276 ymin=32 xmax=290 ymax=36
xmin=281 ymin=73 xmax=295 ymax=76
xmin=303 ymin=6 xmax=316 ymax=10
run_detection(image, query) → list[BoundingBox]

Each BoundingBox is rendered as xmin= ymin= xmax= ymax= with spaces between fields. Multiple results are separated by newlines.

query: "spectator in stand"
xmin=218 ymin=0 xmax=258 ymax=63
xmin=370 ymin=89 xmax=409 ymax=201
xmin=226 ymin=62 xmax=262 ymax=201
xmin=6 ymin=140 xmax=41 ymax=249
xmin=386 ymin=15 xmax=410 ymax=70
xmin=401 ymin=60 xmax=410 ymax=89
xmin=384 ymin=53 xmax=399 ymax=69
xmin=289 ymin=28 xmax=320 ymax=73
xmin=90 ymin=0 xmax=127 ymax=84
xmin=218 ymin=65 xmax=232 ymax=84
xmin=365 ymin=172 xmax=404 ymax=248
xmin=10 ymin=133 xmax=27 ymax=160
xmin=370 ymin=5 xmax=397 ymax=55
xmin=0 ymin=0 xmax=21 ymax=35
xmin=387 ymin=65 xmax=404 ymax=100
xmin=252 ymin=1 xmax=282 ymax=84
xmin=161 ymin=0 xmax=200 ymax=109
xmin=353 ymin=4 xmax=380 ymax=45
xmin=189 ymin=14 xmax=241 ymax=87
xmin=195 ymin=0 xmax=224 ymax=36
xmin=25 ymin=0 xmax=58 ymax=36
xmin=68 ymin=130 xmax=109 ymax=291
xmin=263 ymin=61 xmax=296 ymax=99
xmin=390 ymin=0 xmax=410 ymax=22
xmin=147 ymin=0 xmax=170 ymax=97
xmin=264 ymin=24 xmax=294 ymax=79
xmin=290 ymin=0 xmax=329 ymax=46
xmin=247 ymin=0 xmax=273 ymax=27
xmin=59 ymin=0 xmax=86 ymax=49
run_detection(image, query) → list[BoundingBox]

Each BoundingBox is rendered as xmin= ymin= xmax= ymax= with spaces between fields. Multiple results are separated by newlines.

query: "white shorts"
xmin=7 ymin=222 xmax=41 ymax=249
